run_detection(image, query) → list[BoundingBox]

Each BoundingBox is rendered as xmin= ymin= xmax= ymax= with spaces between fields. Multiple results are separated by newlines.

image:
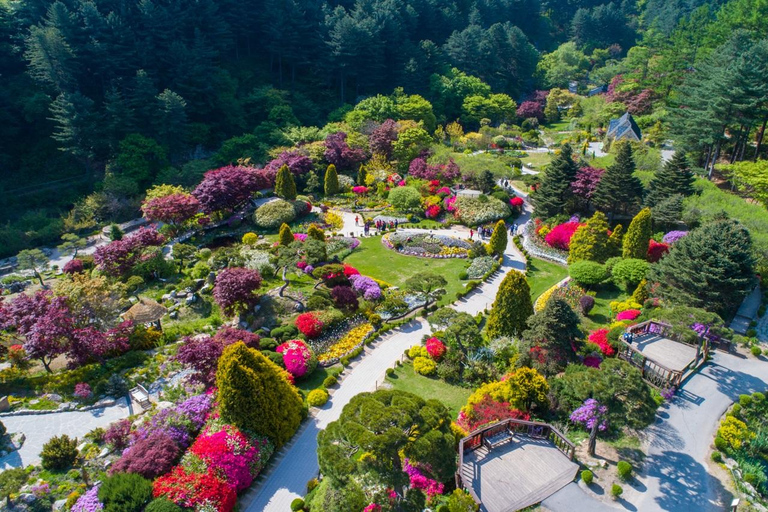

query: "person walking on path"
xmin=355 ymin=216 xmax=359 ymax=226
xmin=469 ymin=229 xmax=474 ymax=240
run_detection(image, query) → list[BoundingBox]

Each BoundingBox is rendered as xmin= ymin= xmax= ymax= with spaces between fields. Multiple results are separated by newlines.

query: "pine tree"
xmin=324 ymin=164 xmax=339 ymax=196
xmin=592 ymin=142 xmax=643 ymax=217
xmin=568 ymin=211 xmax=610 ymax=264
xmin=531 ymin=144 xmax=578 ymax=219
xmin=488 ymin=219 xmax=508 ymax=255
xmin=275 ymin=164 xmax=297 ymax=200
xmin=645 ymin=152 xmax=695 ymax=206
xmin=305 ymin=171 xmax=321 ymax=194
xmin=217 ymin=342 xmax=303 ymax=449
xmin=608 ymin=224 xmax=623 ymax=257
xmin=631 ymin=278 xmax=648 ymax=304
xmin=650 ymin=219 xmax=755 ymax=316
xmin=307 ymin=224 xmax=326 ymax=242
xmin=357 ymin=164 xmax=368 ymax=185
xmin=522 ymin=298 xmax=583 ymax=375
xmin=278 ymin=223 xmax=294 ymax=246
xmin=487 ymin=270 xmax=533 ymax=338
xmin=623 ymin=208 xmax=652 ymax=259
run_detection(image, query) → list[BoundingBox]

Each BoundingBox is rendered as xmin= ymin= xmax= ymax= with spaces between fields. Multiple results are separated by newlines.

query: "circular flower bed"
xmin=382 ymin=232 xmax=470 ymax=258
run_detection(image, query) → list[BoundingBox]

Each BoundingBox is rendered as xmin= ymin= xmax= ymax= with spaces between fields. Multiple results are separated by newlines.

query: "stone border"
xmin=521 ymin=222 xmax=568 ymax=265
xmin=0 ymin=398 xmax=118 ymax=417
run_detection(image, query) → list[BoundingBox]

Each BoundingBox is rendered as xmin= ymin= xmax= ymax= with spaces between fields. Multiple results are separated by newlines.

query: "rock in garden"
xmin=46 ymin=393 xmax=63 ymax=402
xmin=169 ymin=311 xmax=179 ymax=319
xmin=194 ymin=279 xmax=205 ymax=289
xmin=170 ymin=290 xmax=177 ymax=298
xmin=185 ymin=295 xmax=197 ymax=305
xmin=53 ymin=499 xmax=67 ymax=511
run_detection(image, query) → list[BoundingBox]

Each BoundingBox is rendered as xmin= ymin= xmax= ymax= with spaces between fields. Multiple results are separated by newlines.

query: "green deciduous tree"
xmin=217 ymin=342 xmax=303 ymax=448
xmin=646 ymin=152 xmax=695 ymax=206
xmin=531 ymin=144 xmax=579 ymax=220
xmin=650 ymin=219 xmax=755 ymax=316
xmin=568 ymin=211 xmax=611 ymax=263
xmin=428 ymin=308 xmax=483 ymax=356
xmin=486 ymin=270 xmax=533 ymax=338
xmin=324 ymin=164 xmax=339 ymax=196
xmin=593 ymin=142 xmax=643 ymax=217
xmin=274 ymin=164 xmax=297 ymax=200
xmin=623 ymin=208 xmax=653 ymax=259
xmin=488 ymin=219 xmax=508 ymax=255
xmin=278 ymin=223 xmax=294 ymax=247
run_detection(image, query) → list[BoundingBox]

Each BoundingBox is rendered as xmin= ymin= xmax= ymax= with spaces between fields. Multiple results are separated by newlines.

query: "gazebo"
xmin=123 ymin=298 xmax=168 ymax=330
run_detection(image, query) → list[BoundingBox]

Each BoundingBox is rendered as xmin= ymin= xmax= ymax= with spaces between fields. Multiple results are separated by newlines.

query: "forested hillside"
xmin=0 ymin=0 xmax=766 ymax=256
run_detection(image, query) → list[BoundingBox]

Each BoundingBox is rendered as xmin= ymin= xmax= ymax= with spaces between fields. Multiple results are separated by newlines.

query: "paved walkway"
xmin=243 ymin=195 xmax=533 ymax=512
xmin=0 ymin=398 xmax=131 ymax=469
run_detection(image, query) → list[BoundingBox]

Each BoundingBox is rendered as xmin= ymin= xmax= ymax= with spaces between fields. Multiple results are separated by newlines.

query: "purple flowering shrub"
xmin=71 ymin=486 xmax=103 ymax=512
xmin=662 ymin=231 xmax=688 ymax=244
xmin=349 ymin=275 xmax=382 ymax=301
xmin=74 ymin=382 xmax=92 ymax=401
xmin=104 ymin=419 xmax=132 ymax=450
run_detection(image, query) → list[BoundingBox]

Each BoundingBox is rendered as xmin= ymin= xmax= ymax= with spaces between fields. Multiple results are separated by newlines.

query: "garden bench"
xmin=129 ymin=385 xmax=151 ymax=411
xmin=484 ymin=430 xmax=514 ymax=450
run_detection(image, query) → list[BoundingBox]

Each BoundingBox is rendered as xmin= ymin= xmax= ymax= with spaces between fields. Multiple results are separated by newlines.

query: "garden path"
xmin=0 ymin=398 xmax=131 ymax=469
xmin=242 ymin=194 xmax=533 ymax=512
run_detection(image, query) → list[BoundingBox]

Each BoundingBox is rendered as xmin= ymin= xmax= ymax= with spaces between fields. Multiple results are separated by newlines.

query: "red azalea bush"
xmin=647 ymin=239 xmax=670 ymax=263
xmin=616 ymin=309 xmax=641 ymax=321
xmin=456 ymin=395 xmax=531 ymax=432
xmin=110 ymin=432 xmax=181 ymax=479
xmin=153 ymin=466 xmax=236 ymax=512
xmin=104 ymin=419 xmax=132 ymax=450
xmin=425 ymin=338 xmax=446 ymax=361
xmin=510 ymin=197 xmax=524 ymax=211
xmin=544 ymin=222 xmax=583 ymax=250
xmin=587 ymin=329 xmax=615 ymax=357
xmin=63 ymin=259 xmax=85 ymax=274
xmin=425 ymin=204 xmax=441 ymax=219
xmin=7 ymin=344 xmax=26 ymax=367
xmin=343 ymin=265 xmax=360 ymax=277
xmin=295 ymin=313 xmax=324 ymax=339
xmin=276 ymin=339 xmax=317 ymax=379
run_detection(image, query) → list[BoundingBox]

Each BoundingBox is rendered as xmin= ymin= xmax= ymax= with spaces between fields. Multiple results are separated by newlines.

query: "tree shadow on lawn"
xmin=645 ymin=450 xmax=732 ymax=511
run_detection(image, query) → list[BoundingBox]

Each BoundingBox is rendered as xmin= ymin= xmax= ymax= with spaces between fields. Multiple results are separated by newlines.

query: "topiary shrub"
xmin=145 ymin=498 xmax=182 ymax=512
xmin=386 ymin=368 xmax=395 ymax=377
xmin=98 ymin=472 xmax=153 ymax=512
xmin=307 ymin=389 xmax=329 ymax=407
xmin=40 ymin=435 xmax=79 ymax=471
xmin=322 ymin=375 xmax=338 ymax=388
xmin=581 ymin=470 xmax=593 ymax=485
xmin=751 ymin=345 xmax=762 ymax=357
xmin=569 ymin=261 xmax=609 ymax=287
xmin=611 ymin=258 xmax=649 ymax=291
xmin=254 ymin=199 xmax=297 ymax=229
xmin=740 ymin=394 xmax=753 ymax=407
xmin=714 ymin=435 xmax=728 ymax=452
xmin=617 ymin=460 xmax=632 ymax=481
xmin=579 ymin=295 xmax=595 ymax=315
xmin=611 ymin=484 xmax=623 ymax=499
xmin=413 ymin=356 xmax=437 ymax=376
xmin=306 ymin=478 xmax=319 ymax=493
xmin=711 ymin=451 xmax=723 ymax=463
xmin=754 ymin=392 xmax=766 ymax=403
xmin=408 ymin=345 xmax=428 ymax=359
xmin=290 ymin=498 xmax=305 ymax=511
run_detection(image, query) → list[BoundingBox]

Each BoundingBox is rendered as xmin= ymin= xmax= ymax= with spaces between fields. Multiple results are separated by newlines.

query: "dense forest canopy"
xmin=1 ymin=0 xmax=768 ymax=256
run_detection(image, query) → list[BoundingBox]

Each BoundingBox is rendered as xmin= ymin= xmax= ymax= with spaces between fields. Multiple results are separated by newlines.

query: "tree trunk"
xmin=755 ymin=116 xmax=768 ymax=161
xmin=42 ymin=358 xmax=52 ymax=373
xmin=34 ymin=270 xmax=45 ymax=288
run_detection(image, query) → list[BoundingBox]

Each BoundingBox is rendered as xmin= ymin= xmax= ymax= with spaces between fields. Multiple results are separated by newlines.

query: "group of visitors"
xmin=355 ymin=216 xmax=399 ymax=236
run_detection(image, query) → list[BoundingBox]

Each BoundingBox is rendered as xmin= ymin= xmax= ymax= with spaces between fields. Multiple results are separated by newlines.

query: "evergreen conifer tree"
xmin=357 ymin=164 xmax=368 ymax=185
xmin=488 ymin=219 xmax=508 ymax=255
xmin=645 ymin=152 xmax=695 ymax=206
xmin=608 ymin=224 xmax=623 ymax=257
xmin=650 ymin=219 xmax=755 ymax=316
xmin=593 ymin=142 xmax=643 ymax=217
xmin=631 ymin=278 xmax=648 ymax=304
xmin=307 ymin=223 xmax=326 ymax=242
xmin=623 ymin=208 xmax=652 ymax=259
xmin=217 ymin=342 xmax=303 ymax=449
xmin=305 ymin=171 xmax=321 ymax=194
xmin=487 ymin=270 xmax=533 ymax=338
xmin=324 ymin=164 xmax=339 ymax=196
xmin=522 ymin=298 xmax=583 ymax=375
xmin=274 ymin=164 xmax=297 ymax=200
xmin=568 ymin=211 xmax=610 ymax=264
xmin=531 ymin=144 xmax=578 ymax=219
xmin=278 ymin=223 xmax=294 ymax=246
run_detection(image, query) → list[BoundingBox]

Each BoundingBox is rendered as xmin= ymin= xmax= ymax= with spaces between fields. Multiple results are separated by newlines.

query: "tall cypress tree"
xmin=645 ymin=152 xmax=695 ymax=206
xmin=488 ymin=219 xmax=508 ymax=255
xmin=650 ymin=219 xmax=755 ymax=316
xmin=568 ymin=211 xmax=610 ymax=263
xmin=217 ymin=342 xmax=303 ymax=448
xmin=275 ymin=164 xmax=297 ymax=199
xmin=593 ymin=142 xmax=643 ymax=217
xmin=487 ymin=270 xmax=533 ymax=338
xmin=531 ymin=143 xmax=578 ymax=219
xmin=623 ymin=208 xmax=652 ymax=259
xmin=278 ymin=223 xmax=294 ymax=246
xmin=357 ymin=163 xmax=368 ymax=185
xmin=324 ymin=164 xmax=339 ymax=196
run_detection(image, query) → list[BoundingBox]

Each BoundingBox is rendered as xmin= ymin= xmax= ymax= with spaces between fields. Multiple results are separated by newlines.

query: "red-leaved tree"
xmin=213 ymin=268 xmax=262 ymax=316
xmin=264 ymin=151 xmax=313 ymax=182
xmin=324 ymin=132 xmax=366 ymax=171
xmin=93 ymin=227 xmax=166 ymax=277
xmin=516 ymin=101 xmax=544 ymax=122
xmin=192 ymin=166 xmax=267 ymax=214
xmin=175 ymin=327 xmax=260 ymax=385
xmin=141 ymin=193 xmax=201 ymax=227
xmin=369 ymin=119 xmax=399 ymax=157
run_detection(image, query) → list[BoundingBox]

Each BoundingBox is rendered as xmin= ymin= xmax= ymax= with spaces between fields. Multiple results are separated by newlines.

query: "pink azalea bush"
xmin=425 ymin=204 xmax=441 ymax=219
xmin=403 ymin=459 xmax=444 ymax=496
xmin=276 ymin=339 xmax=317 ymax=379
xmin=425 ymin=338 xmax=446 ymax=361
xmin=545 ymin=222 xmax=583 ymax=250
xmin=616 ymin=309 xmax=641 ymax=321
xmin=74 ymin=382 xmax=92 ymax=400
xmin=352 ymin=186 xmax=369 ymax=194
xmin=587 ymin=329 xmax=615 ymax=357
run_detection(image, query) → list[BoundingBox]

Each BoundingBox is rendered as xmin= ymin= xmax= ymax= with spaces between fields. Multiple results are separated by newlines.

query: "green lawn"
xmin=526 ymin=257 xmax=569 ymax=302
xmin=582 ymin=284 xmax=629 ymax=331
xmin=386 ymin=362 xmax=471 ymax=418
xmin=343 ymin=236 xmax=470 ymax=306
xmin=296 ymin=364 xmax=343 ymax=399
xmin=521 ymin=151 xmax=553 ymax=170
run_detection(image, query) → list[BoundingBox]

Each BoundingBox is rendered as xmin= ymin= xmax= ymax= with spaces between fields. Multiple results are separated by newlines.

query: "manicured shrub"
xmin=413 ymin=356 xmax=437 ymax=376
xmin=611 ymin=484 xmax=623 ymax=499
xmin=714 ymin=435 xmax=728 ymax=452
xmin=545 ymin=222 xmax=583 ymax=250
xmin=751 ymin=345 xmax=762 ymax=357
xmin=323 ymin=375 xmax=338 ymax=388
xmin=488 ymin=220 xmax=508 ymax=255
xmin=616 ymin=309 xmax=641 ymax=321
xmin=278 ymin=223 xmax=294 ymax=246
xmin=104 ymin=419 xmax=132 ymax=450
xmin=486 ymin=270 xmax=534 ymax=338
xmin=568 ymin=211 xmax=611 ymax=264
xmin=98 ymin=473 xmax=153 ymax=512
xmin=291 ymin=498 xmax=305 ymax=511
xmin=63 ymin=259 xmax=85 ymax=274
xmin=254 ymin=199 xmax=296 ymax=228
xmin=611 ymin=258 xmax=649 ymax=291
xmin=425 ymin=338 xmax=447 ymax=361
xmin=617 ymin=460 xmax=632 ymax=481
xmin=40 ymin=435 xmax=79 ymax=471
xmin=579 ymin=295 xmax=595 ymax=315
xmin=711 ymin=451 xmax=722 ymax=463
xmin=275 ymin=164 xmax=297 ymax=200
xmin=110 ymin=432 xmax=180 ymax=479
xmin=740 ymin=394 xmax=753 ymax=407
xmin=581 ymin=470 xmax=593 ymax=485
xmin=623 ymin=208 xmax=652 ymax=260
xmin=569 ymin=261 xmax=609 ymax=286
xmin=295 ymin=312 xmax=324 ymax=339
xmin=388 ymin=186 xmax=422 ymax=211
xmin=385 ymin=368 xmax=395 ymax=377
xmin=455 ymin=196 xmax=511 ymax=225
xmin=145 ymin=498 xmax=182 ymax=512
xmin=306 ymin=478 xmax=319 ymax=493
xmin=242 ymin=232 xmax=259 ymax=246
xmin=331 ymin=285 xmax=359 ymax=311
xmin=408 ymin=345 xmax=428 ymax=359
xmin=277 ymin=339 xmax=317 ymax=379
xmin=307 ymin=389 xmax=329 ymax=407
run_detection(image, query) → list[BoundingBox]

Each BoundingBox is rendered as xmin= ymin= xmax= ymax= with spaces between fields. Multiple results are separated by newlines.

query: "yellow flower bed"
xmin=438 ymin=247 xmax=468 ymax=257
xmin=318 ymin=323 xmax=375 ymax=363
xmin=534 ymin=282 xmax=559 ymax=312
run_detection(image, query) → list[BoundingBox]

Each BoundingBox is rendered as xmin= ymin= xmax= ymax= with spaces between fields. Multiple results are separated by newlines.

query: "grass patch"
xmin=582 ymin=284 xmax=628 ymax=331
xmin=526 ymin=257 xmax=569 ymax=302
xmin=296 ymin=364 xmax=343 ymax=399
xmin=386 ymin=362 xmax=471 ymax=418
xmin=521 ymin=151 xmax=553 ymax=170
xmin=343 ymin=236 xmax=469 ymax=306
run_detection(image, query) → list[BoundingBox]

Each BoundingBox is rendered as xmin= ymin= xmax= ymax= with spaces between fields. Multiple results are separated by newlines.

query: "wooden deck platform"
xmin=632 ymin=334 xmax=698 ymax=372
xmin=460 ymin=436 xmax=579 ymax=512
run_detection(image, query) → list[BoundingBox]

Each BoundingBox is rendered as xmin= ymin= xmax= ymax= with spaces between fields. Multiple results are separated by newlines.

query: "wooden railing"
xmin=617 ymin=342 xmax=683 ymax=389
